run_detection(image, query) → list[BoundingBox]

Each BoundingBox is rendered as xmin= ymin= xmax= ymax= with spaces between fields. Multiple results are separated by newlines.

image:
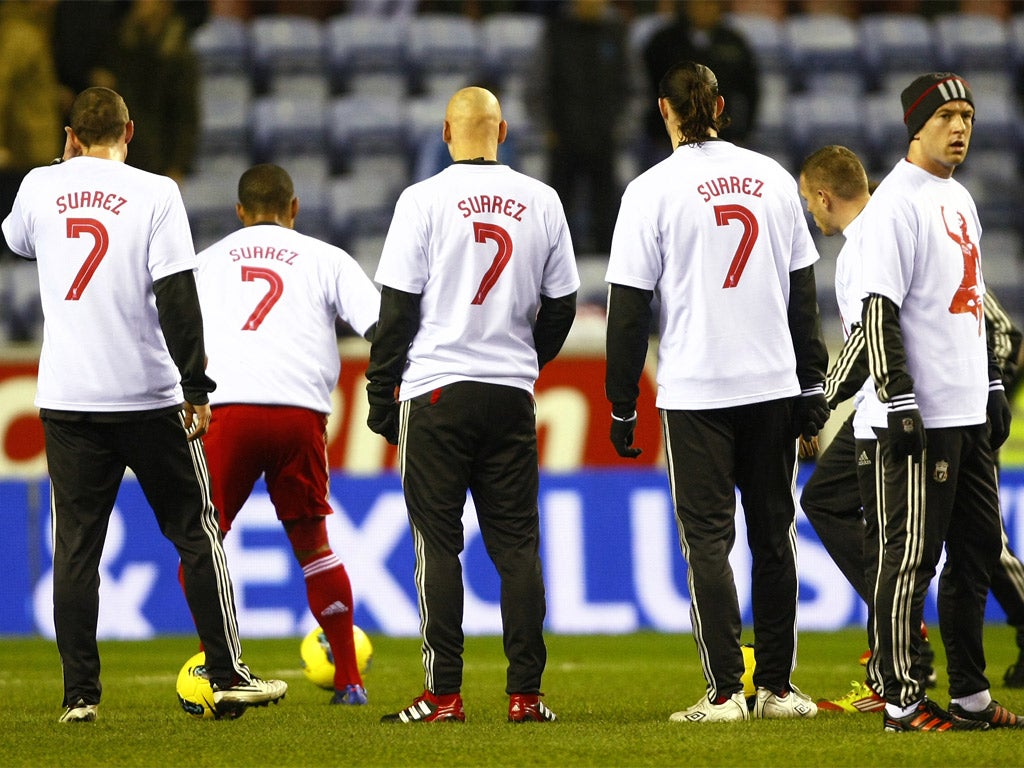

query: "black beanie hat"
xmin=901 ymin=72 xmax=974 ymax=139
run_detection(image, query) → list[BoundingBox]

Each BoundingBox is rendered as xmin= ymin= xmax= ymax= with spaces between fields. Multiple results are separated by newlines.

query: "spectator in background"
xmin=640 ymin=0 xmax=759 ymax=169
xmin=1 ymin=0 xmax=63 ymax=260
xmin=110 ymin=0 xmax=201 ymax=183
xmin=528 ymin=0 xmax=629 ymax=254
xmin=51 ymin=0 xmax=123 ymax=120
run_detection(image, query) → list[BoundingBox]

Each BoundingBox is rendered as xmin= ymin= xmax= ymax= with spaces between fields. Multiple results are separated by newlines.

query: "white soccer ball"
xmin=300 ymin=625 xmax=373 ymax=690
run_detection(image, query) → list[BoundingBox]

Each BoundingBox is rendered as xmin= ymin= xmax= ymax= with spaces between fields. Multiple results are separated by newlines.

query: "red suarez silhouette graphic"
xmin=942 ymin=206 xmax=983 ymax=334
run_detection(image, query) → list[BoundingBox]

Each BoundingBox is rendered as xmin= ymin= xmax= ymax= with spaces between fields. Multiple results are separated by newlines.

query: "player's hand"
xmin=987 ymin=388 xmax=1012 ymax=450
xmin=798 ymin=435 xmax=819 ymax=459
xmin=367 ymin=403 xmax=399 ymax=445
xmin=183 ymin=402 xmax=211 ymax=442
xmin=792 ymin=393 xmax=830 ymax=440
xmin=610 ymin=412 xmax=642 ymax=458
xmin=886 ymin=406 xmax=925 ymax=462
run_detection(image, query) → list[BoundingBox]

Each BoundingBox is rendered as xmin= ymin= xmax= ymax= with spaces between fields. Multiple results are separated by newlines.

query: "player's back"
xmin=376 ymin=163 xmax=579 ymax=401
xmin=3 ymin=157 xmax=194 ymax=411
xmin=197 ymin=225 xmax=380 ymax=413
xmin=611 ymin=142 xmax=817 ymax=408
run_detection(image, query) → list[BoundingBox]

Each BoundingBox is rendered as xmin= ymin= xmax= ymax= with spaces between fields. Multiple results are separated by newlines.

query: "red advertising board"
xmin=0 ymin=349 xmax=662 ymax=476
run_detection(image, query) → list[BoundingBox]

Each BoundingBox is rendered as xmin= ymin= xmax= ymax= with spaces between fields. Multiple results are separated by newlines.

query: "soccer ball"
xmin=176 ymin=652 xmax=220 ymax=719
xmin=741 ymin=643 xmax=756 ymax=697
xmin=300 ymin=625 xmax=373 ymax=690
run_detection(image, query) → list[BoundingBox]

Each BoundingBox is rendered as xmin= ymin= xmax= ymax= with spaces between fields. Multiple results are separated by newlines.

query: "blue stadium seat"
xmin=250 ymin=94 xmax=328 ymax=163
xmin=198 ymin=73 xmax=252 ymax=156
xmin=934 ymin=12 xmax=1011 ymax=73
xmin=790 ymin=92 xmax=874 ymax=170
xmin=182 ymin=157 xmax=249 ymax=251
xmin=250 ymin=15 xmax=326 ymax=94
xmin=746 ymin=72 xmax=789 ymax=163
xmin=327 ymin=94 xmax=408 ymax=174
xmin=326 ymin=14 xmax=408 ymax=95
xmin=406 ymin=12 xmax=483 ymax=96
xmin=191 ymin=16 xmax=250 ymax=75
xmin=785 ymin=14 xmax=864 ymax=91
xmin=328 ymin=173 xmax=400 ymax=246
xmin=725 ymin=13 xmax=786 ymax=75
xmin=479 ymin=12 xmax=545 ymax=93
xmin=859 ymin=14 xmax=936 ymax=88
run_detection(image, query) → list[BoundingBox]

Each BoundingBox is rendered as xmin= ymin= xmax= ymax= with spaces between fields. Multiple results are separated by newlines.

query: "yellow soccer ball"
xmin=176 ymin=652 xmax=219 ymax=719
xmin=741 ymin=643 xmax=756 ymax=697
xmin=300 ymin=625 xmax=373 ymax=690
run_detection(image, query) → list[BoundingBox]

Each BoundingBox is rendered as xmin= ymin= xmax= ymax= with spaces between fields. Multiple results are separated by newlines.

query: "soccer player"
xmin=859 ymin=72 xmax=1022 ymax=731
xmin=366 ymin=86 xmax=578 ymax=724
xmin=797 ymin=146 xmax=1024 ymax=714
xmin=0 ymin=87 xmax=286 ymax=722
xmin=605 ymin=61 xmax=828 ymax=724
xmin=193 ymin=163 xmax=381 ymax=706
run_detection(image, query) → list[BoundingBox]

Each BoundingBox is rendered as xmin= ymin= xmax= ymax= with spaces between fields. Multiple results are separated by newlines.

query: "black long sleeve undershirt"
xmin=535 ymin=291 xmax=577 ymax=371
xmin=788 ymin=264 xmax=828 ymax=392
xmin=365 ymin=286 xmax=421 ymax=406
xmin=153 ymin=270 xmax=216 ymax=405
xmin=605 ymin=283 xmax=653 ymax=417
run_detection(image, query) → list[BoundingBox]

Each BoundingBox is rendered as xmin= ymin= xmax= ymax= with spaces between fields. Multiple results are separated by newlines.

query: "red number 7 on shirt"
xmin=471 ymin=221 xmax=512 ymax=305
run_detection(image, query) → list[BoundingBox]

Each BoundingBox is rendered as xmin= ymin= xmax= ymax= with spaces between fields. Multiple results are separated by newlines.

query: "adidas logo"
xmin=320 ymin=601 xmax=350 ymax=617
xmin=857 ymin=450 xmax=872 ymax=467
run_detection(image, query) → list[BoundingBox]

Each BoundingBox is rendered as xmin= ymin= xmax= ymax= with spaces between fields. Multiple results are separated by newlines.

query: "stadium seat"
xmin=198 ymin=73 xmax=252 ymax=156
xmin=327 ymin=93 xmax=408 ymax=174
xmin=326 ymin=14 xmax=408 ymax=95
xmin=406 ymin=13 xmax=483 ymax=96
xmin=790 ymin=92 xmax=875 ymax=170
xmin=859 ymin=14 xmax=936 ymax=88
xmin=934 ymin=12 xmax=1011 ymax=73
xmin=785 ymin=14 xmax=864 ymax=91
xmin=250 ymin=15 xmax=326 ymax=94
xmin=746 ymin=71 xmax=789 ymax=164
xmin=191 ymin=15 xmax=250 ymax=75
xmin=250 ymin=93 xmax=328 ymax=163
xmin=328 ymin=173 xmax=400 ymax=247
xmin=725 ymin=13 xmax=787 ymax=75
xmin=864 ymin=92 xmax=907 ymax=175
xmin=479 ymin=12 xmax=545 ymax=94
xmin=181 ymin=159 xmax=249 ymax=251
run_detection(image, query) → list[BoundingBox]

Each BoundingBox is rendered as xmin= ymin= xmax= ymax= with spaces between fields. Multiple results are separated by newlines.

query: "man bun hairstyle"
xmin=69 ymin=87 xmax=129 ymax=147
xmin=900 ymin=72 xmax=974 ymax=140
xmin=658 ymin=61 xmax=730 ymax=145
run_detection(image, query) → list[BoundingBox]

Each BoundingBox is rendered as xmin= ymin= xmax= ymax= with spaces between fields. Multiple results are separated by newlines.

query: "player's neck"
xmin=80 ymin=145 xmax=127 ymax=162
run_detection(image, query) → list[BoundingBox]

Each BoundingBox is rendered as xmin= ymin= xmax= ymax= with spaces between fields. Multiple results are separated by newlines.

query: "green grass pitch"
xmin=1 ymin=628 xmax=1022 ymax=767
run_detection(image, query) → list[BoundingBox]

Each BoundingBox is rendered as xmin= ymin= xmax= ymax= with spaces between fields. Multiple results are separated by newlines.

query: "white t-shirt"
xmin=858 ymin=159 xmax=988 ymax=428
xmin=375 ymin=163 xmax=580 ymax=401
xmin=197 ymin=224 xmax=380 ymax=413
xmin=833 ymin=214 xmax=885 ymax=440
xmin=606 ymin=140 xmax=819 ymax=410
xmin=2 ymin=157 xmax=196 ymax=411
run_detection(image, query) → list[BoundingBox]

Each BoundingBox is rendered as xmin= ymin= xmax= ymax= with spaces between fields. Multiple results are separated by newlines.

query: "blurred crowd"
xmin=1 ymin=0 xmax=1021 ymax=342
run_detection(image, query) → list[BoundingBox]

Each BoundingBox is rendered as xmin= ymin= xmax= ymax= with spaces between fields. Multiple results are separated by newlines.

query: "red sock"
xmin=303 ymin=553 xmax=362 ymax=689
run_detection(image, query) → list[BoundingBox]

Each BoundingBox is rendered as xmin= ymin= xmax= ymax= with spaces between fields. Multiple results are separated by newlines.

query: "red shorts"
xmin=203 ymin=404 xmax=332 ymax=532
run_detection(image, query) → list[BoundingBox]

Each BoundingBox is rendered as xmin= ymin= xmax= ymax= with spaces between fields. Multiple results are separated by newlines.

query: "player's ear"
xmin=442 ymin=120 xmax=452 ymax=144
xmin=235 ymin=202 xmax=245 ymax=223
xmin=497 ymin=119 xmax=507 ymax=146
xmin=124 ymin=120 xmax=134 ymax=144
xmin=290 ymin=196 xmax=299 ymax=222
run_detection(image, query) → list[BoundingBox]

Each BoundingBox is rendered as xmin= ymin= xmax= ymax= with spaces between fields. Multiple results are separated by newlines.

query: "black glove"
xmin=367 ymin=403 xmax=399 ymax=445
xmin=988 ymin=387 xmax=1012 ymax=450
xmin=792 ymin=392 xmax=830 ymax=440
xmin=886 ymin=406 xmax=925 ymax=461
xmin=610 ymin=412 xmax=642 ymax=458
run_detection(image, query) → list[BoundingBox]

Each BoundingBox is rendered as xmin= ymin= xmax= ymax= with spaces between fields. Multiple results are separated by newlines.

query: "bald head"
xmin=443 ymin=87 xmax=507 ymax=162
